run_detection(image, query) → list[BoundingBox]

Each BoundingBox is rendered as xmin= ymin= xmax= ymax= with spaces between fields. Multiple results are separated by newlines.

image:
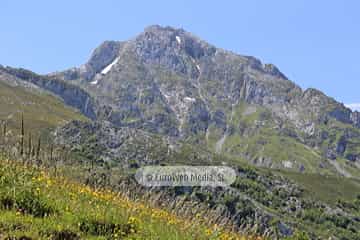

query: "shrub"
xmin=0 ymin=195 xmax=15 ymax=209
xmin=1 ymin=190 xmax=55 ymax=218
xmin=78 ymin=219 xmax=133 ymax=237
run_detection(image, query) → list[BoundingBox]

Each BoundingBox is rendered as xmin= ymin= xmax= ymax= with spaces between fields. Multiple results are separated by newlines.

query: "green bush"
xmin=0 ymin=190 xmax=55 ymax=218
xmin=78 ymin=218 xmax=133 ymax=237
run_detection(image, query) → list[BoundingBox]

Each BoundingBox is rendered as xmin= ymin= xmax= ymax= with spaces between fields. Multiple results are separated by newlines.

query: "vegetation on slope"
xmin=0 ymin=80 xmax=87 ymax=135
xmin=0 ymin=158 xmax=266 ymax=240
xmin=54 ymin=120 xmax=360 ymax=240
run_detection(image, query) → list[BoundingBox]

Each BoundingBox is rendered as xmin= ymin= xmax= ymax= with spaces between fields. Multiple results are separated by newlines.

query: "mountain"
xmin=46 ymin=25 xmax=360 ymax=177
xmin=1 ymin=25 xmax=360 ymax=239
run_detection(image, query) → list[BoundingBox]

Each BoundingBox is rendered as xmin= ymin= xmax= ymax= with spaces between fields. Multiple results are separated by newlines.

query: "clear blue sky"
xmin=1 ymin=0 xmax=359 ymax=108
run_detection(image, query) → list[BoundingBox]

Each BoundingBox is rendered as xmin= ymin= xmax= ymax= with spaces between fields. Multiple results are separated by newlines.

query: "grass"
xmin=200 ymin=100 xmax=360 ymax=179
xmin=0 ymin=80 xmax=87 ymax=135
xmin=0 ymin=158 xmax=266 ymax=240
xmin=279 ymin=170 xmax=360 ymax=205
xmin=221 ymin=111 xmax=324 ymax=173
xmin=201 ymin=101 xmax=360 ymax=178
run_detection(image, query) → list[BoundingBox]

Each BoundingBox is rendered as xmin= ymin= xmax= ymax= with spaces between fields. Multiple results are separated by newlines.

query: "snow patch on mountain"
xmin=90 ymin=80 xmax=98 ymax=85
xmin=101 ymin=57 xmax=120 ymax=75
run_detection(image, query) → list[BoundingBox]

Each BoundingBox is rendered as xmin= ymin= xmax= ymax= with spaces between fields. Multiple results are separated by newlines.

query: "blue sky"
xmin=1 ymin=0 xmax=359 ymax=109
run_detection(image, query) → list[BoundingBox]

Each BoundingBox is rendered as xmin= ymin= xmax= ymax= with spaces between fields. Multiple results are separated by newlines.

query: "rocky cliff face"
xmin=351 ymin=111 xmax=360 ymax=128
xmin=49 ymin=41 xmax=123 ymax=82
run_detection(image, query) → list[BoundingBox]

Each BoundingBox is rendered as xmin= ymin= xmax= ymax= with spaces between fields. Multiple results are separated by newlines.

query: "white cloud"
xmin=345 ymin=103 xmax=360 ymax=112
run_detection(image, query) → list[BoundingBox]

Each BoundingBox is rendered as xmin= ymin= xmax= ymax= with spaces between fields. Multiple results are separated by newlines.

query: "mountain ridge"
xmin=1 ymin=25 xmax=360 ymax=177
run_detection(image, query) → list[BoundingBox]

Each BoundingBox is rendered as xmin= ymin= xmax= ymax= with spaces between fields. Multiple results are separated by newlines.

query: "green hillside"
xmin=0 ymin=158 xmax=260 ymax=240
xmin=0 ymin=80 xmax=87 ymax=135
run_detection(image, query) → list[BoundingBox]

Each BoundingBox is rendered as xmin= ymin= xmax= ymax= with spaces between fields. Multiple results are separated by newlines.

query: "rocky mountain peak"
xmin=143 ymin=25 xmax=185 ymax=36
xmin=140 ymin=25 xmax=201 ymax=47
xmin=131 ymin=25 xmax=216 ymax=78
xmin=87 ymin=41 xmax=122 ymax=72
